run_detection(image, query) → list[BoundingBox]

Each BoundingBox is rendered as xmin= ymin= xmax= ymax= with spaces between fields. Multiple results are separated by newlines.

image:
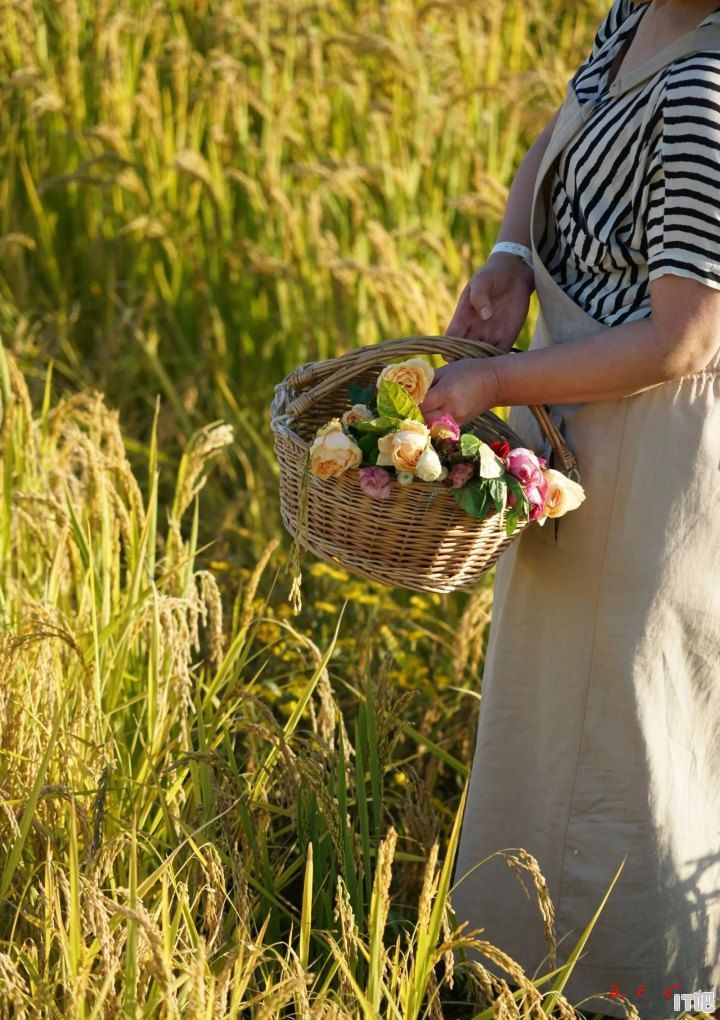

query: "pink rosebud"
xmin=358 ymin=466 xmax=393 ymax=500
xmin=507 ymin=475 xmax=549 ymax=520
xmin=524 ymin=476 xmax=550 ymax=520
xmin=444 ymin=462 xmax=474 ymax=488
xmin=429 ymin=413 xmax=461 ymax=443
xmin=504 ymin=447 xmax=545 ymax=489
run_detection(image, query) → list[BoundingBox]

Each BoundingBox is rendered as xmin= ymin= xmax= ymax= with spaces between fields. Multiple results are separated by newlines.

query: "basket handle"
xmin=279 ymin=334 xmax=579 ymax=476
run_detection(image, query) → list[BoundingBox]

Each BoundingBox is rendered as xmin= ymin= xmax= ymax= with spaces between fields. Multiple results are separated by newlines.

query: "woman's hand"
xmin=419 ymin=357 xmax=500 ymax=426
xmin=446 ymin=252 xmax=535 ymax=352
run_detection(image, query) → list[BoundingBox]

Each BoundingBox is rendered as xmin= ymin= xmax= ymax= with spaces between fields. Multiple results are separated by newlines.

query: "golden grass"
xmin=0 ymin=1 xmax=626 ymax=1014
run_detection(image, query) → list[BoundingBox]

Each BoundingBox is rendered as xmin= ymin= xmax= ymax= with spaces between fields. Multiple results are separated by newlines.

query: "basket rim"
xmin=270 ymin=334 xmax=580 ymax=478
xmin=275 ymin=410 xmax=528 ymax=460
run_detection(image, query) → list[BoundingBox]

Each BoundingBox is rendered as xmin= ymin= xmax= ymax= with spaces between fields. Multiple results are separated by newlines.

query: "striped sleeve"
xmin=647 ymin=56 xmax=720 ymax=291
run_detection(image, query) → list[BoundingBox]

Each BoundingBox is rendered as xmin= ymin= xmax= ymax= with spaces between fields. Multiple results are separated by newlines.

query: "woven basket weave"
xmin=270 ymin=335 xmax=578 ymax=594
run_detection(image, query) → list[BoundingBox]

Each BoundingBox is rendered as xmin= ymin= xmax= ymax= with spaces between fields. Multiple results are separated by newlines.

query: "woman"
xmin=418 ymin=2 xmax=720 ymax=1017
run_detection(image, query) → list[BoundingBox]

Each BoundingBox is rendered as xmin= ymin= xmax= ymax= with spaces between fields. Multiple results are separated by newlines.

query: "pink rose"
xmin=444 ymin=462 xmax=474 ymax=488
xmin=506 ymin=473 xmax=549 ymax=521
xmin=525 ymin=478 xmax=550 ymax=521
xmin=358 ymin=466 xmax=393 ymax=499
xmin=504 ymin=447 xmax=545 ymax=489
xmin=429 ymin=414 xmax=461 ymax=443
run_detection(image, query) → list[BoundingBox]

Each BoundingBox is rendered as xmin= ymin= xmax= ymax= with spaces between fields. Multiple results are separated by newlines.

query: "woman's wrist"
xmin=489 ymin=241 xmax=534 ymax=270
xmin=484 ymin=356 xmax=503 ymax=410
xmin=486 ymin=249 xmax=535 ymax=288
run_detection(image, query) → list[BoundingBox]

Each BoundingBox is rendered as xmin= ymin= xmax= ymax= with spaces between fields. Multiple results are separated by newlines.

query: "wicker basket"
xmin=270 ymin=335 xmax=578 ymax=594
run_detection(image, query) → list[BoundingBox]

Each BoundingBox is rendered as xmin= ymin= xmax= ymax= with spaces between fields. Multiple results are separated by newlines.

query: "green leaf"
xmin=450 ymin=479 xmax=492 ymax=519
xmin=350 ymin=416 xmax=398 ymax=434
xmin=459 ymin=433 xmax=482 ymax=459
xmin=459 ymin=433 xmax=504 ymax=478
xmin=357 ymin=434 xmax=379 ymax=464
xmin=506 ymin=475 xmax=528 ymax=510
xmin=542 ymin=858 xmax=627 ymax=1015
xmin=376 ymin=378 xmax=424 ymax=423
xmin=348 ymin=383 xmax=376 ymax=407
xmin=501 ymin=514 xmax=518 ymax=538
xmin=504 ymin=477 xmax=529 ymax=536
xmin=477 ymin=444 xmax=505 ymax=478
xmin=488 ymin=477 xmax=507 ymax=513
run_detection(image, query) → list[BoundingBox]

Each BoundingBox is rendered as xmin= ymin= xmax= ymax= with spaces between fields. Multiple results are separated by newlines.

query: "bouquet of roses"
xmin=308 ymin=356 xmax=585 ymax=536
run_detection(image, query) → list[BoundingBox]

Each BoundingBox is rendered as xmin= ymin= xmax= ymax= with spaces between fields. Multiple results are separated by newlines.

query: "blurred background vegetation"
xmin=0 ymin=1 xmax=611 ymax=1015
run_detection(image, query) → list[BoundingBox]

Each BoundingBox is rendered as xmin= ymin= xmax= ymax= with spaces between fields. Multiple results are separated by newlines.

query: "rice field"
xmin=0 ymin=1 xmax=641 ymax=1016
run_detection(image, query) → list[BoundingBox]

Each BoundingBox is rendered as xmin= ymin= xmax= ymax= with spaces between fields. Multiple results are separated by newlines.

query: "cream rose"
xmin=309 ymin=426 xmax=362 ymax=478
xmin=376 ymin=419 xmax=429 ymax=472
xmin=377 ymin=357 xmax=434 ymax=403
xmin=538 ymin=468 xmax=586 ymax=520
xmin=415 ymin=443 xmax=444 ymax=482
xmin=342 ymin=403 xmax=374 ymax=426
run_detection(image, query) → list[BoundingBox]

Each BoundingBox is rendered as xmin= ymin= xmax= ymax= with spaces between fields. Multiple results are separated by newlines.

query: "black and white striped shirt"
xmin=538 ymin=0 xmax=720 ymax=326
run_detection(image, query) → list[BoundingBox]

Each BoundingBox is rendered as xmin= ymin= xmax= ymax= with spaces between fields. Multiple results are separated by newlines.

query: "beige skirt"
xmin=452 ymin=301 xmax=720 ymax=1018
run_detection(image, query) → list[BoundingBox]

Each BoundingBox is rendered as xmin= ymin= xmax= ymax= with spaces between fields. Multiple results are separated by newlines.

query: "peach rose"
xmin=537 ymin=468 xmax=586 ymax=522
xmin=377 ymin=357 xmax=434 ymax=403
xmin=342 ymin=403 xmax=374 ymax=426
xmin=309 ymin=425 xmax=362 ymax=478
xmin=316 ymin=418 xmax=343 ymax=438
xmin=376 ymin=419 xmax=429 ymax=472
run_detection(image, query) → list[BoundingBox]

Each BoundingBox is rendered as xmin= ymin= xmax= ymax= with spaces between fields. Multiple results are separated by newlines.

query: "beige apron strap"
xmin=529 ymin=88 xmax=586 ymax=290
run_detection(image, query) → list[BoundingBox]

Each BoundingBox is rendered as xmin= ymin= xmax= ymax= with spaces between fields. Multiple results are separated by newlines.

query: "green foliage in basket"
xmin=377 ymin=378 xmax=425 ymax=423
xmin=352 ymin=415 xmax=401 ymax=434
xmin=459 ymin=433 xmax=506 ymax=477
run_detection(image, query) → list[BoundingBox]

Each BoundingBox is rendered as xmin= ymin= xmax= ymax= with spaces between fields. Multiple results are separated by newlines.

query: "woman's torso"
xmin=537 ymin=0 xmax=720 ymax=327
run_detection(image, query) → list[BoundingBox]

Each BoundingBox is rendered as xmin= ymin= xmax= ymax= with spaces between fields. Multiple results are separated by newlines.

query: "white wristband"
xmin=489 ymin=241 xmax=534 ymax=270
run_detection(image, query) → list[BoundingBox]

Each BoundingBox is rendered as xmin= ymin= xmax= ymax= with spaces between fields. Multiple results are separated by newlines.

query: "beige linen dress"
xmin=453 ymin=22 xmax=720 ymax=1020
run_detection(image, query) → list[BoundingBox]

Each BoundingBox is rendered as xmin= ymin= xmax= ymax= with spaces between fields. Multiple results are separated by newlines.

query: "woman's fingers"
xmin=422 ymin=407 xmax=447 ymax=426
xmin=445 ymin=286 xmax=474 ymax=338
xmin=469 ymin=272 xmax=495 ymax=322
xmin=418 ymin=377 xmax=448 ymax=416
xmin=447 ymin=276 xmax=495 ymax=336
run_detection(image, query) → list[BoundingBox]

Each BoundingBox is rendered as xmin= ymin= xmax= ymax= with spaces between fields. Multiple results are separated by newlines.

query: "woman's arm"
xmin=420 ymin=273 xmax=720 ymax=424
xmin=494 ymin=105 xmax=562 ymax=249
xmin=428 ymin=45 xmax=720 ymax=424
xmin=446 ymin=106 xmax=562 ymax=347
